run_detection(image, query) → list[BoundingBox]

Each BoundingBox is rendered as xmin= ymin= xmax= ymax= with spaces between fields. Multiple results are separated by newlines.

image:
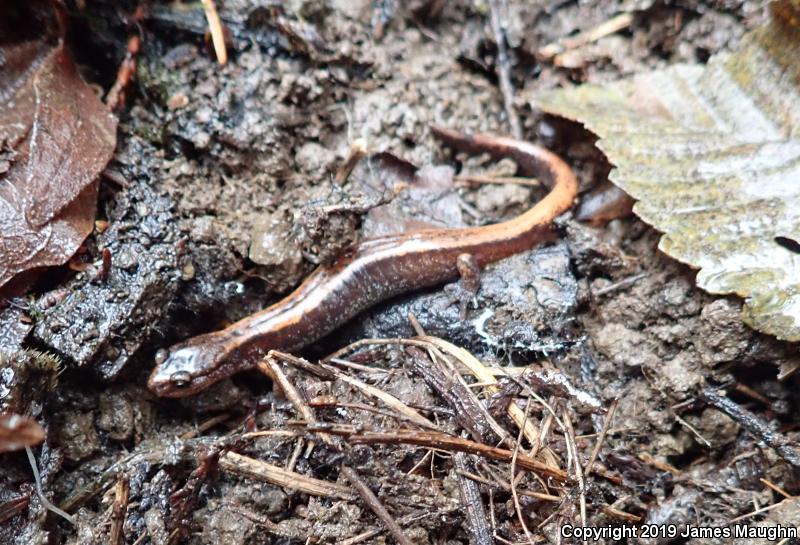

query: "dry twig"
xmin=110 ymin=476 xmax=130 ymax=545
xmin=404 ymin=317 xmax=493 ymax=545
xmin=563 ymin=411 xmax=587 ymax=528
xmin=510 ymin=400 xmax=535 ymax=544
xmin=406 ymin=346 xmax=500 ymax=444
xmin=453 ymin=453 xmax=493 ymax=545
xmin=258 ymin=356 xmax=335 ymax=448
xmin=487 ymin=0 xmax=522 ymax=139
xmin=341 ymin=466 xmax=413 ymax=545
xmin=319 ymin=362 xmax=435 ymax=429
xmin=456 ymin=470 xmax=560 ymax=501
xmin=300 ymin=424 xmax=569 ymax=481
xmin=334 ymin=139 xmax=368 ymax=185
xmin=202 ymin=0 xmax=228 ymax=64
xmin=538 ymin=12 xmax=634 ymax=60
xmin=179 ymin=413 xmax=231 ymax=441
xmin=703 ymin=388 xmax=800 ymax=467
xmin=220 ymin=451 xmax=354 ymax=499
xmin=269 ymin=350 xmax=335 ymax=380
xmin=585 ymin=398 xmax=618 ymax=476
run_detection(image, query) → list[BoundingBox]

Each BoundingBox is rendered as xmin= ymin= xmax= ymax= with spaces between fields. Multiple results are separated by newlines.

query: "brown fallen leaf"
xmin=0 ymin=413 xmax=45 ymax=453
xmin=0 ymin=0 xmax=117 ymax=289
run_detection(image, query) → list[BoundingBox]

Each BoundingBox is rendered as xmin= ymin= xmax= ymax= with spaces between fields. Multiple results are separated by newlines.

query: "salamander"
xmin=148 ymin=126 xmax=578 ymax=397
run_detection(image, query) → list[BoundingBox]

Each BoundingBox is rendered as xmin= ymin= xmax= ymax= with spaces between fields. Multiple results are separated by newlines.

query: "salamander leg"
xmin=442 ymin=253 xmax=481 ymax=319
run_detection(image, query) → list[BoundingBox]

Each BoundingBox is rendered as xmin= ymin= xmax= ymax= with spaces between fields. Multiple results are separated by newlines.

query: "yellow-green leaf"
xmin=534 ymin=1 xmax=800 ymax=341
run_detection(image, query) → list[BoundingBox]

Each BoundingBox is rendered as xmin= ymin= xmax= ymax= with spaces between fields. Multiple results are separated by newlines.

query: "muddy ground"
xmin=3 ymin=0 xmax=800 ymax=544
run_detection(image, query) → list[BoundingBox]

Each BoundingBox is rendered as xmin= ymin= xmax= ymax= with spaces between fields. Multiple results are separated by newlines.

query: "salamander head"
xmin=148 ymin=335 xmax=235 ymax=398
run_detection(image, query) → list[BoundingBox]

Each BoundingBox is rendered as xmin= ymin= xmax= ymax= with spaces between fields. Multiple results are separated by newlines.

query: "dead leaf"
xmin=534 ymin=1 xmax=800 ymax=341
xmin=0 ymin=413 xmax=45 ymax=453
xmin=0 ymin=1 xmax=117 ymax=289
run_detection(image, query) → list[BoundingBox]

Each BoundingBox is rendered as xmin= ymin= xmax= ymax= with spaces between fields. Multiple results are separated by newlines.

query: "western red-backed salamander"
xmin=148 ymin=126 xmax=578 ymax=397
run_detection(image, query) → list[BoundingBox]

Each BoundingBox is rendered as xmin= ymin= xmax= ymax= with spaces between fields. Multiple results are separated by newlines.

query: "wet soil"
xmin=2 ymin=1 xmax=800 ymax=544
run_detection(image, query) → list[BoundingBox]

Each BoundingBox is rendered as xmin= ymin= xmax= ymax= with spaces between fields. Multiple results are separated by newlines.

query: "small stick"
xmin=728 ymin=497 xmax=790 ymax=523
xmin=220 ymin=451 xmax=353 ymax=499
xmin=488 ymin=489 xmax=498 ymax=537
xmin=584 ymin=398 xmax=618 ymax=476
xmin=110 ymin=476 xmax=130 ymax=545
xmin=327 ymin=357 xmax=390 ymax=375
xmin=258 ymin=357 xmax=314 ymax=424
xmin=405 ymin=345 xmax=499 ymax=444
xmin=300 ymin=424 xmax=569 ymax=481
xmin=487 ymin=0 xmax=522 ymax=139
xmin=311 ymin=400 xmax=441 ymax=428
xmin=637 ymin=452 xmax=681 ymax=475
xmin=334 ymin=139 xmax=368 ymax=185
xmin=593 ymin=272 xmax=648 ymax=296
xmin=538 ymin=12 xmax=634 ymax=60
xmin=286 ymin=438 xmax=304 ymax=472
xmin=319 ymin=362 xmax=435 ymax=430
xmin=456 ymin=470 xmax=560 ymax=501
xmin=510 ymin=401 xmax=534 ymax=544
xmin=454 ymin=452 xmax=493 ymax=545
xmin=760 ymin=478 xmax=793 ymax=499
xmin=778 ymin=359 xmax=800 ymax=381
xmin=96 ymin=248 xmax=112 ymax=282
xmin=563 ymin=411 xmax=587 ymax=528
xmin=325 ymin=337 xmax=545 ymax=448
xmin=242 ymin=430 xmax=299 ymax=440
xmin=102 ymin=168 xmax=131 ymax=188
xmin=179 ymin=412 xmax=232 ymax=441
xmin=105 ymin=35 xmax=140 ymax=110
xmin=341 ymin=466 xmax=413 ymax=545
xmin=257 ymin=357 xmax=334 ymax=448
xmin=201 ymin=0 xmax=227 ymax=65
xmin=268 ymin=350 xmax=335 ymax=380
xmin=407 ymin=312 xmax=425 ymax=337
xmin=406 ymin=449 xmax=433 ymax=477
xmin=734 ymin=383 xmax=771 ymax=405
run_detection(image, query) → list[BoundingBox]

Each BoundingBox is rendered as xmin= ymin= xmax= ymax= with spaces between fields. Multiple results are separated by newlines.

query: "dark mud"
xmin=2 ymin=1 xmax=799 ymax=544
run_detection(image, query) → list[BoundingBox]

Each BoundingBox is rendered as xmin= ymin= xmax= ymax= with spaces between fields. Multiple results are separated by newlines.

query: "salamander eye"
xmin=154 ymin=349 xmax=168 ymax=365
xmin=169 ymin=371 xmax=192 ymax=388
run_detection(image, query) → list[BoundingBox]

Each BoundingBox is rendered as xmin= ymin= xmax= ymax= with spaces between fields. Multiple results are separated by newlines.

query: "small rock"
xmin=593 ymin=323 xmax=660 ymax=369
xmin=294 ymin=141 xmax=335 ymax=174
xmin=167 ymin=92 xmax=189 ymax=110
xmin=56 ymin=412 xmax=99 ymax=462
xmin=97 ymin=393 xmax=135 ymax=441
xmin=192 ymin=130 xmax=211 ymax=149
